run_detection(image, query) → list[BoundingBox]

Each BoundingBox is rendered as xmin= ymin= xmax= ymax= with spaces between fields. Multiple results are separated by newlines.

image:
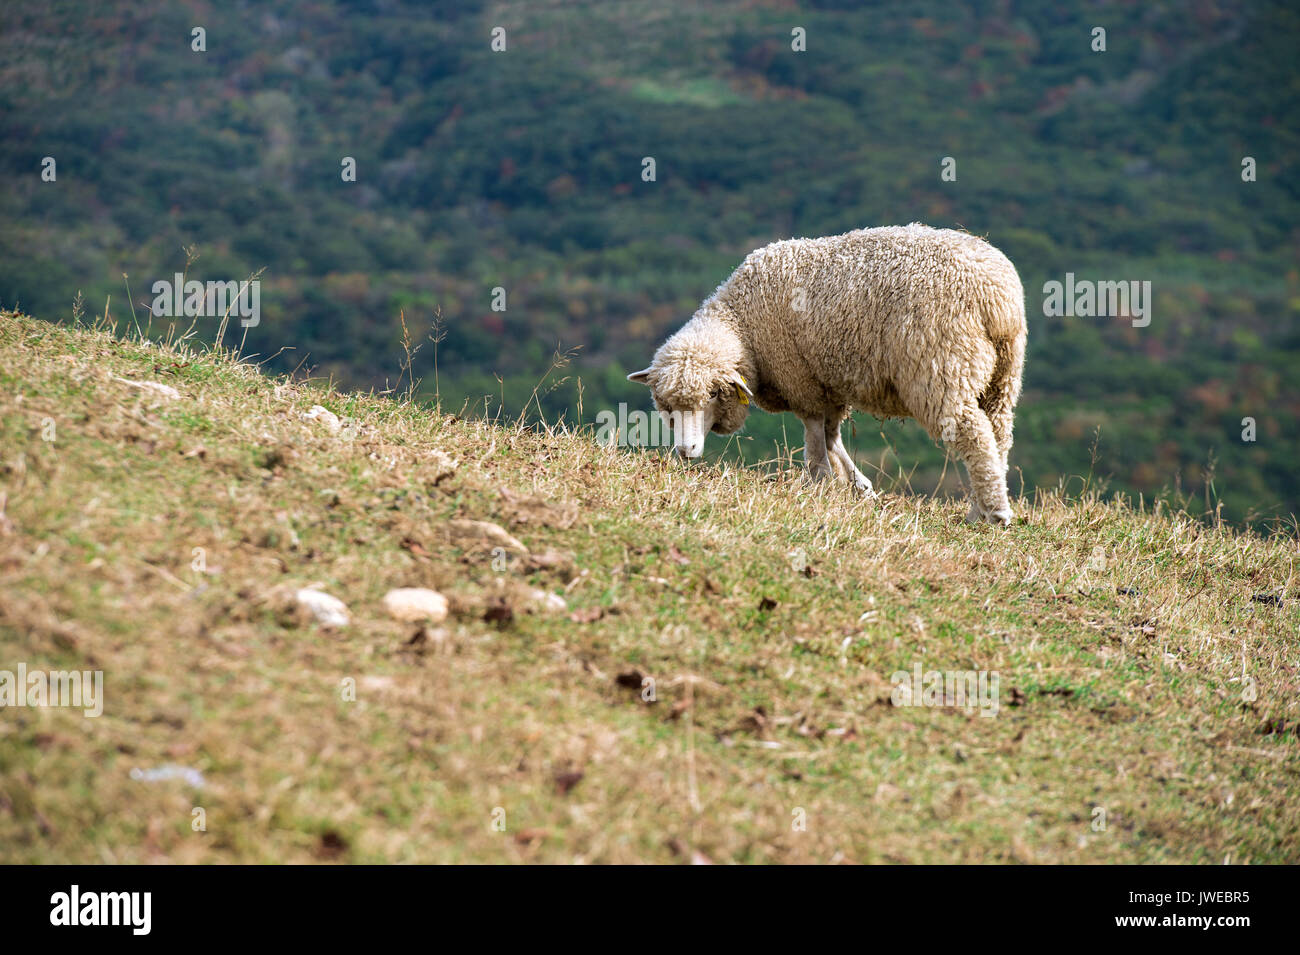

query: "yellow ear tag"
xmin=735 ymin=378 xmax=749 ymax=405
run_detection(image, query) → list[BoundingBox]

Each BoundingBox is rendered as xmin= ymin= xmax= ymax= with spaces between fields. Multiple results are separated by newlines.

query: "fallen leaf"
xmin=484 ymin=599 xmax=514 ymax=626
xmin=553 ymin=769 xmax=584 ymax=796
xmin=400 ymin=537 xmax=432 ymax=560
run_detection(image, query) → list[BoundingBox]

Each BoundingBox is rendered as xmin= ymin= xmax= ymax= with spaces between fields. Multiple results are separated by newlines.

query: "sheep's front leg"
xmin=800 ymin=415 xmax=834 ymax=482
xmin=825 ymin=419 xmax=876 ymax=498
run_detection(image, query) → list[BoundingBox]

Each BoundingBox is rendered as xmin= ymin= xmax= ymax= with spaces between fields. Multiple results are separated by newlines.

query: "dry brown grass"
xmin=0 ymin=309 xmax=1297 ymax=863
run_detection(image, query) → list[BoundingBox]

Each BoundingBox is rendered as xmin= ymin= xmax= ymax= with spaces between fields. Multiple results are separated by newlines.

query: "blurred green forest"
xmin=1 ymin=0 xmax=1297 ymax=527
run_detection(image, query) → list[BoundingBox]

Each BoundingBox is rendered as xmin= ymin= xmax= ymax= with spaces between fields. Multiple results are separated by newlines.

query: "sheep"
xmin=627 ymin=223 xmax=1026 ymax=525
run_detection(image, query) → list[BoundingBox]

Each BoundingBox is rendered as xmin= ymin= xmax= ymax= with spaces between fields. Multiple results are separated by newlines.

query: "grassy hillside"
xmin=0 ymin=309 xmax=1296 ymax=863
xmin=2 ymin=0 xmax=1298 ymax=526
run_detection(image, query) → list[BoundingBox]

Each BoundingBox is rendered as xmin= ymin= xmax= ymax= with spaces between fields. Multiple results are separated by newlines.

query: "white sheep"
xmin=628 ymin=223 xmax=1026 ymax=525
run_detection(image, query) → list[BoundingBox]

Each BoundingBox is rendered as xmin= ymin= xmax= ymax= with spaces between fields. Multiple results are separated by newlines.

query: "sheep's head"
xmin=627 ymin=358 xmax=754 ymax=460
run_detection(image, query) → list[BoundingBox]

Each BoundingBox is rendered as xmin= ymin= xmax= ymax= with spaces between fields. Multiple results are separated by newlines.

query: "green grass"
xmin=0 ymin=308 xmax=1297 ymax=863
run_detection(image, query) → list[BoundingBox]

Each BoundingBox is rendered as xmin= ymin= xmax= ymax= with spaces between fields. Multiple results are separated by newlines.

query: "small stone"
xmin=114 ymin=377 xmax=180 ymax=399
xmin=129 ymin=765 xmax=205 ymax=787
xmin=529 ymin=588 xmax=567 ymax=613
xmin=426 ymin=449 xmax=458 ymax=484
xmin=302 ymin=405 xmax=342 ymax=434
xmin=446 ymin=519 xmax=528 ymax=555
xmin=295 ymin=588 xmax=350 ymax=627
xmin=382 ymin=587 xmax=449 ymax=623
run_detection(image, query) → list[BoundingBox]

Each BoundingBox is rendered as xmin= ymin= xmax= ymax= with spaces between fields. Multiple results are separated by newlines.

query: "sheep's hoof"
xmin=985 ymin=507 xmax=1014 ymax=527
xmin=966 ymin=502 xmax=1013 ymax=526
xmin=853 ymin=477 xmax=878 ymax=499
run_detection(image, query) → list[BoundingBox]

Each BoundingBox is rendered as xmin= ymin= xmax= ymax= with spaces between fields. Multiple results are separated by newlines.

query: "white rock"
xmin=446 ymin=519 xmax=528 ymax=555
xmin=382 ymin=587 xmax=449 ymax=623
xmin=114 ymin=376 xmax=180 ymax=399
xmin=530 ymin=588 xmax=568 ymax=613
xmin=129 ymin=765 xmax=205 ymax=787
xmin=295 ymin=588 xmax=350 ymax=627
xmin=302 ymin=405 xmax=342 ymax=434
xmin=427 ymin=448 xmax=458 ymax=481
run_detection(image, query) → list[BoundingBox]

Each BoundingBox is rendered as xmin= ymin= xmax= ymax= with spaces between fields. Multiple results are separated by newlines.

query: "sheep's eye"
xmin=709 ymin=388 xmax=722 ymax=401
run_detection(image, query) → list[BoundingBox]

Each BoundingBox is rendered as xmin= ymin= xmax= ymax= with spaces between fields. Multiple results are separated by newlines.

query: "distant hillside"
xmin=0 ymin=309 xmax=1297 ymax=863
xmin=1 ymin=0 xmax=1297 ymax=526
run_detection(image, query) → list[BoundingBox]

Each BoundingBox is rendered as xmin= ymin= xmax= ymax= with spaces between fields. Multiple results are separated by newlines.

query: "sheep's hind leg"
xmin=825 ymin=417 xmax=876 ymax=498
xmin=800 ymin=415 xmax=834 ymax=482
xmin=946 ymin=407 xmax=1013 ymax=526
xmin=961 ymin=461 xmax=986 ymax=524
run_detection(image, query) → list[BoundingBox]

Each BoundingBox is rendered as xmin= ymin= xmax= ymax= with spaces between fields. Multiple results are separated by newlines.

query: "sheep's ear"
xmin=627 ymin=368 xmax=653 ymax=385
